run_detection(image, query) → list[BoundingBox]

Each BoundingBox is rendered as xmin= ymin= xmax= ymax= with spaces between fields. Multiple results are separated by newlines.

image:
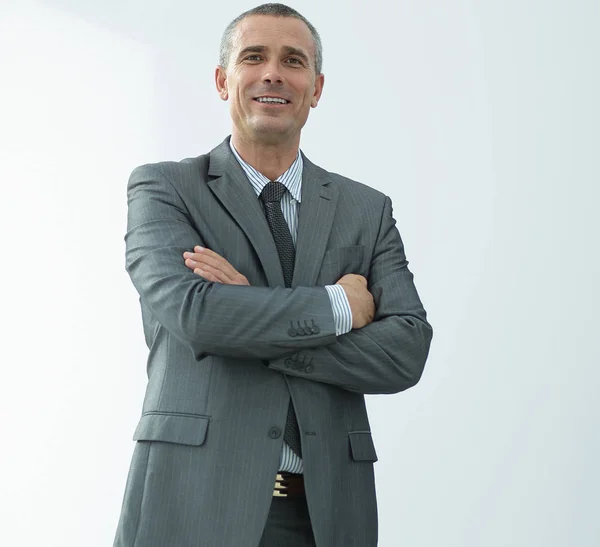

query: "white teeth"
xmin=256 ymin=97 xmax=287 ymax=104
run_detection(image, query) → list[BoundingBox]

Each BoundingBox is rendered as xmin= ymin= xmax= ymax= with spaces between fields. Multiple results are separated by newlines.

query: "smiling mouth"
xmin=254 ymin=97 xmax=290 ymax=105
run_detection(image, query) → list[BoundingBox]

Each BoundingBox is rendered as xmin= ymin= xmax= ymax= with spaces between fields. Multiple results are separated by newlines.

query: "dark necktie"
xmin=259 ymin=181 xmax=302 ymax=457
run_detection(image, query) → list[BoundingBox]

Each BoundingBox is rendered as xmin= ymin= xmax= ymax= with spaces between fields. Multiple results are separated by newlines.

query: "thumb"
xmin=355 ymin=275 xmax=367 ymax=286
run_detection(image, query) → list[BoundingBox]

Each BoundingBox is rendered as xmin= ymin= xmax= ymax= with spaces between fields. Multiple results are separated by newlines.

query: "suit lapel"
xmin=292 ymin=154 xmax=338 ymax=288
xmin=206 ymin=138 xmax=339 ymax=289
xmin=207 ymin=138 xmax=285 ymax=287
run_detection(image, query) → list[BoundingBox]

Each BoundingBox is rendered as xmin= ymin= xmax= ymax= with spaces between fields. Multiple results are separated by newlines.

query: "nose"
xmin=261 ymin=60 xmax=284 ymax=85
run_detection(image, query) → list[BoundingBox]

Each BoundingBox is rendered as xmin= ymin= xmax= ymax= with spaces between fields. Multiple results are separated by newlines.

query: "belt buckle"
xmin=273 ymin=473 xmax=288 ymax=497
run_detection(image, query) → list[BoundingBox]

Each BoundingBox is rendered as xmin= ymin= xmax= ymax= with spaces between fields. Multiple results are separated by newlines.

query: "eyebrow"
xmin=237 ymin=45 xmax=311 ymax=66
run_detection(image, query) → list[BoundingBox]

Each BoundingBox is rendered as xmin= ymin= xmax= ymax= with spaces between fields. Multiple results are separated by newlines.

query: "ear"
xmin=215 ymin=66 xmax=228 ymax=101
xmin=311 ymin=72 xmax=325 ymax=108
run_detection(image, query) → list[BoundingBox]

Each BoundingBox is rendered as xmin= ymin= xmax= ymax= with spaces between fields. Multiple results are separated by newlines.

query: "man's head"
xmin=215 ymin=4 xmax=324 ymax=147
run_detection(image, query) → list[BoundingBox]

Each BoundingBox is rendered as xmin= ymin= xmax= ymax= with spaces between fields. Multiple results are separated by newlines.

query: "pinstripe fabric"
xmin=230 ymin=141 xmax=352 ymax=474
xmin=113 ymin=136 xmax=433 ymax=547
xmin=228 ymin=142 xmax=351 ymax=334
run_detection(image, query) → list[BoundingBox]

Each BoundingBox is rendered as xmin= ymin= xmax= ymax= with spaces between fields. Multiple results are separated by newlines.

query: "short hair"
xmin=219 ymin=3 xmax=323 ymax=75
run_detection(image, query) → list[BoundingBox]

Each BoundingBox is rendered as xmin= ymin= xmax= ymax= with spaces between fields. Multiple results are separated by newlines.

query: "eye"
xmin=286 ymin=58 xmax=302 ymax=65
xmin=244 ymin=55 xmax=262 ymax=61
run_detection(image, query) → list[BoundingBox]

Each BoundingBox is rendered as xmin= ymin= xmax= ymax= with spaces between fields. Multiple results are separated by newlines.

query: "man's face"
xmin=215 ymin=15 xmax=324 ymax=145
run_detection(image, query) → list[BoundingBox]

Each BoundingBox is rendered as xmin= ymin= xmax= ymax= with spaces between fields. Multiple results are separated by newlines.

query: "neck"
xmin=231 ymin=132 xmax=300 ymax=181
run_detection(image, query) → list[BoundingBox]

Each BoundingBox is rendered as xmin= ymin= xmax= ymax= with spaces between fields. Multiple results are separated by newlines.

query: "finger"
xmin=199 ymin=262 xmax=238 ymax=284
xmin=184 ymin=248 xmax=221 ymax=262
xmin=201 ymin=259 xmax=237 ymax=284
xmin=193 ymin=246 xmax=221 ymax=258
xmin=188 ymin=252 xmax=240 ymax=281
xmin=187 ymin=260 xmax=233 ymax=284
xmin=194 ymin=267 xmax=222 ymax=283
xmin=354 ymin=275 xmax=367 ymax=286
xmin=184 ymin=248 xmax=249 ymax=285
xmin=192 ymin=247 xmax=235 ymax=266
xmin=184 ymin=256 xmax=235 ymax=282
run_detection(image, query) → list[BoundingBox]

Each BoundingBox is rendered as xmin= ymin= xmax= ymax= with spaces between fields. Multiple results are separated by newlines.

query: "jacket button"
xmin=284 ymin=358 xmax=293 ymax=367
xmin=268 ymin=427 xmax=282 ymax=439
xmin=288 ymin=328 xmax=297 ymax=337
xmin=311 ymin=326 xmax=320 ymax=334
xmin=305 ymin=365 xmax=314 ymax=373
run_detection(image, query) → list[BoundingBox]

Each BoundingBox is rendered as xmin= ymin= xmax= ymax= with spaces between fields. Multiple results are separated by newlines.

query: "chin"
xmin=249 ymin=122 xmax=294 ymax=142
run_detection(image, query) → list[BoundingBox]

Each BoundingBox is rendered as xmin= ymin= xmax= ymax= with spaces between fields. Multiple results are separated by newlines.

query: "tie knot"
xmin=260 ymin=181 xmax=287 ymax=203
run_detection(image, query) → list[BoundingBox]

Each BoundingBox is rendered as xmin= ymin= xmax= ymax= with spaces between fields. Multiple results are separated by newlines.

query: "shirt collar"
xmin=229 ymin=139 xmax=303 ymax=203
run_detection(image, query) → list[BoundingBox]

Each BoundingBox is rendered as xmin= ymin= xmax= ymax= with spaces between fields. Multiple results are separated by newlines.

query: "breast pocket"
xmin=317 ymin=245 xmax=365 ymax=285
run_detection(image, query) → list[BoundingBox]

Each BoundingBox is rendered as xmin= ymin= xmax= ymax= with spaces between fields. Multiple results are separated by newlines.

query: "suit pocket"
xmin=318 ymin=245 xmax=365 ymax=285
xmin=133 ymin=412 xmax=210 ymax=446
xmin=321 ymin=245 xmax=364 ymax=266
xmin=348 ymin=431 xmax=378 ymax=462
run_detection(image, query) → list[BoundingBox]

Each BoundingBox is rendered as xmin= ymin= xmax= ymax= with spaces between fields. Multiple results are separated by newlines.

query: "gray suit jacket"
xmin=113 ymin=136 xmax=433 ymax=547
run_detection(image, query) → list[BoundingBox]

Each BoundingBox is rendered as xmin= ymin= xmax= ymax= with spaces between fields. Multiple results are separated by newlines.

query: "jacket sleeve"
xmin=267 ymin=196 xmax=433 ymax=394
xmin=125 ymin=164 xmax=338 ymax=360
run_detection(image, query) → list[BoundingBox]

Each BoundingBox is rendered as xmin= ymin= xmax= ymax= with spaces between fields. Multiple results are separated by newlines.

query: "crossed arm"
xmin=183 ymin=246 xmax=374 ymax=330
xmin=181 ymin=211 xmax=432 ymax=395
xmin=126 ymin=164 xmax=432 ymax=395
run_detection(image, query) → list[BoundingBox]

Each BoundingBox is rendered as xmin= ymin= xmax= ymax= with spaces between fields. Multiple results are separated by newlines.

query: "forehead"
xmin=232 ymin=15 xmax=315 ymax=57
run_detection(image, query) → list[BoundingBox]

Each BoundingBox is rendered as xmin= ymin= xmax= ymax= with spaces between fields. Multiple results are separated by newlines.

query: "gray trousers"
xmin=258 ymin=497 xmax=316 ymax=547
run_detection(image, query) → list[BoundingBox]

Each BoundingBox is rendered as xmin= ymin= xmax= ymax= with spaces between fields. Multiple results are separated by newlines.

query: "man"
xmin=113 ymin=3 xmax=432 ymax=547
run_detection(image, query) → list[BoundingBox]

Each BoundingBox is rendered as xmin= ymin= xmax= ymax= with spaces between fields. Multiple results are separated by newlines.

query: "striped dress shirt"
xmin=230 ymin=140 xmax=353 ymax=473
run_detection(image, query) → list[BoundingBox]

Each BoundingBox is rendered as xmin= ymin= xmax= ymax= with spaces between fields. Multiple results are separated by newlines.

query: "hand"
xmin=183 ymin=246 xmax=250 ymax=285
xmin=335 ymin=274 xmax=375 ymax=329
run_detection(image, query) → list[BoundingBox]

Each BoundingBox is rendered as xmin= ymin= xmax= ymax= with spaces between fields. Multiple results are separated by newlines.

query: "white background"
xmin=1 ymin=0 xmax=598 ymax=545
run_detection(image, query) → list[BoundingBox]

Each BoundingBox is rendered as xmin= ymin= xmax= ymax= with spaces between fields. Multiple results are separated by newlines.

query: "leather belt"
xmin=273 ymin=472 xmax=305 ymax=498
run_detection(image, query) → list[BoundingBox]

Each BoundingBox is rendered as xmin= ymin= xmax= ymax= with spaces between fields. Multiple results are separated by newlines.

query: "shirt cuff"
xmin=324 ymin=284 xmax=353 ymax=336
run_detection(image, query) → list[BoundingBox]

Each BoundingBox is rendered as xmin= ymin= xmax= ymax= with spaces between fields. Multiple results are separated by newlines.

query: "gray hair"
xmin=219 ymin=3 xmax=323 ymax=75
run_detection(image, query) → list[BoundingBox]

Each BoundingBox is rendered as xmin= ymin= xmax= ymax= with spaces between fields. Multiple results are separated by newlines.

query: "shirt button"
xmin=268 ymin=427 xmax=282 ymax=439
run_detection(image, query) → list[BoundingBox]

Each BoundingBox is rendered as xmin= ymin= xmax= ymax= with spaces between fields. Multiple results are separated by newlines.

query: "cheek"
xmin=300 ymin=82 xmax=316 ymax=102
xmin=231 ymin=90 xmax=248 ymax=111
xmin=300 ymin=91 xmax=315 ymax=110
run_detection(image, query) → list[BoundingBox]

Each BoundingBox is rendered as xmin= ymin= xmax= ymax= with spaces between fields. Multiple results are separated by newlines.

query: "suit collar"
xmin=206 ymin=136 xmax=339 ymax=288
